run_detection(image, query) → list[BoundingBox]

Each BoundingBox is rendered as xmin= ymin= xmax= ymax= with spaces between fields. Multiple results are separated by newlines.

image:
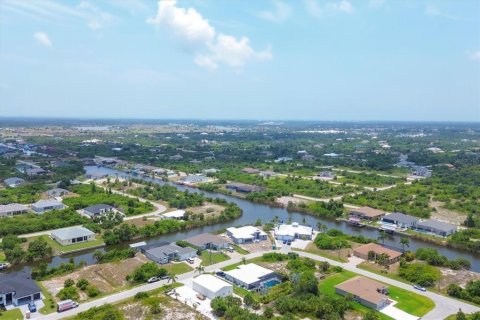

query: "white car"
xmin=413 ymin=284 xmax=426 ymax=292
xmin=147 ymin=277 xmax=159 ymax=283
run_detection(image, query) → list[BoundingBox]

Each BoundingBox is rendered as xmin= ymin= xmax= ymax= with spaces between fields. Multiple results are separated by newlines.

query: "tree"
xmin=255 ymin=218 xmax=262 ymax=226
xmin=264 ymin=307 xmax=274 ymax=318
xmin=167 ymin=272 xmax=178 ymax=284
xmin=76 ymin=278 xmax=90 ymax=290
xmin=456 ymin=309 xmax=466 ymax=320
xmin=27 ymin=237 xmax=52 ymax=261
xmin=464 ymin=213 xmax=475 ymax=227
xmin=317 ymin=222 xmax=327 ymax=233
xmin=5 ymin=246 xmax=26 ymax=264
xmin=195 ymin=264 xmax=205 ymax=275
xmin=363 ymin=311 xmax=380 ymax=320
xmin=243 ymin=293 xmax=255 ymax=306
xmin=400 ymin=238 xmax=410 ymax=252
xmin=241 ymin=257 xmax=246 ymax=265
xmin=64 ymin=279 xmax=75 ymax=288
xmin=367 ymin=250 xmax=376 ymax=261
xmin=377 ymin=231 xmax=387 ymax=245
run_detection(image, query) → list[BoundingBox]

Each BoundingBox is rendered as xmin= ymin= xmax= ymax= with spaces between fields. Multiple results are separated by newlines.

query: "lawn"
xmin=163 ymin=262 xmax=193 ymax=275
xmin=221 ymin=257 xmax=263 ymax=271
xmin=37 ymin=281 xmax=56 ymax=314
xmin=0 ymin=251 xmax=6 ymax=262
xmin=0 ymin=308 xmax=23 ymax=320
xmin=296 ymin=242 xmax=349 ymax=263
xmin=233 ymin=244 xmax=249 ymax=255
xmin=41 ymin=235 xmax=105 ymax=253
xmin=200 ymin=251 xmax=230 ymax=266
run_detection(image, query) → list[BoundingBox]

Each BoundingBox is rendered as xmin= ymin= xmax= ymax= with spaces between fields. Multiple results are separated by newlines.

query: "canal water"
xmin=6 ymin=166 xmax=480 ymax=273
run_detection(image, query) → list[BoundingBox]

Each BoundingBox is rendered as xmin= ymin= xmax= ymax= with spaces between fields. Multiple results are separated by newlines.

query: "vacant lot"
xmin=187 ymin=202 xmax=224 ymax=218
xmin=41 ymin=254 xmax=149 ymax=300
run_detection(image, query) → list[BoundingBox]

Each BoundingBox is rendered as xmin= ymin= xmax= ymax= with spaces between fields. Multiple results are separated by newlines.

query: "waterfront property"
xmin=382 ymin=212 xmax=419 ymax=229
xmin=335 ymin=276 xmax=390 ymax=310
xmin=3 ymin=177 xmax=25 ymax=188
xmin=0 ymin=203 xmax=29 ymax=217
xmin=353 ymin=243 xmax=403 ymax=264
xmin=180 ymin=175 xmax=209 ymax=184
xmin=274 ymin=222 xmax=313 ymax=241
xmin=184 ymin=233 xmax=231 ymax=250
xmin=349 ymin=206 xmax=386 ymax=221
xmin=161 ymin=209 xmax=185 ymax=220
xmin=414 ymin=219 xmax=457 ymax=237
xmin=224 ymin=263 xmax=278 ymax=290
xmin=31 ymin=199 xmax=65 ymax=213
xmin=225 ymin=183 xmax=263 ymax=193
xmin=192 ymin=274 xmax=233 ymax=299
xmin=83 ymin=204 xmax=114 ymax=218
xmin=226 ymin=225 xmax=268 ymax=244
xmin=0 ymin=272 xmax=41 ymax=307
xmin=141 ymin=242 xmax=197 ymax=264
xmin=51 ymin=226 xmax=96 ymax=246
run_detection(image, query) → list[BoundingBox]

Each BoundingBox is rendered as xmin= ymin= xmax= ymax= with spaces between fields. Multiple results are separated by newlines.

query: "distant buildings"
xmin=180 ymin=175 xmax=209 ymax=184
xmin=161 ymin=210 xmax=185 ymax=220
xmin=242 ymin=167 xmax=260 ymax=174
xmin=193 ymin=274 xmax=233 ymax=300
xmin=0 ymin=203 xmax=29 ymax=217
xmin=353 ymin=243 xmax=402 ymax=265
xmin=32 ymin=199 xmax=65 ymax=213
xmin=335 ymin=276 xmax=390 ymax=310
xmin=3 ymin=177 xmax=25 ymax=188
xmin=317 ymin=171 xmax=335 ymax=179
xmin=226 ymin=226 xmax=268 ymax=244
xmin=274 ymin=223 xmax=313 ymax=241
xmin=274 ymin=157 xmax=293 ymax=163
xmin=224 ymin=263 xmax=278 ymax=290
xmin=47 ymin=188 xmax=69 ymax=198
xmin=226 ymin=183 xmax=263 ymax=193
xmin=414 ymin=219 xmax=457 ymax=237
xmin=51 ymin=226 xmax=96 ymax=246
xmin=349 ymin=206 xmax=386 ymax=221
xmin=83 ymin=204 xmax=114 ymax=219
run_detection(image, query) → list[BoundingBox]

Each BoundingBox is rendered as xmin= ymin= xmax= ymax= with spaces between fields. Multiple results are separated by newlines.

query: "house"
xmin=350 ymin=206 xmax=386 ymax=221
xmin=226 ymin=183 xmax=263 ymax=193
xmin=317 ymin=171 xmax=335 ymax=179
xmin=26 ymin=168 xmax=49 ymax=176
xmin=335 ymin=276 xmax=390 ymax=310
xmin=274 ymin=223 xmax=313 ymax=241
xmin=3 ymin=177 xmax=25 ymax=188
xmin=142 ymin=242 xmax=197 ymax=264
xmin=161 ymin=210 xmax=185 ymax=220
xmin=414 ymin=219 xmax=457 ymax=237
xmin=226 ymin=226 xmax=268 ymax=244
xmin=0 ymin=272 xmax=42 ymax=307
xmin=202 ymin=168 xmax=220 ymax=175
xmin=31 ymin=199 xmax=65 ymax=213
xmin=180 ymin=175 xmax=209 ymax=184
xmin=192 ymin=274 xmax=233 ymax=300
xmin=259 ymin=171 xmax=277 ymax=178
xmin=242 ymin=167 xmax=260 ymax=174
xmin=83 ymin=204 xmax=114 ymax=218
xmin=184 ymin=233 xmax=230 ymax=250
xmin=51 ymin=226 xmax=96 ymax=246
xmin=382 ymin=212 xmax=419 ymax=229
xmin=353 ymin=243 xmax=403 ymax=264
xmin=224 ymin=264 xmax=278 ymax=290
xmin=274 ymin=157 xmax=293 ymax=163
xmin=0 ymin=203 xmax=29 ymax=217
xmin=47 ymin=188 xmax=69 ymax=198
xmin=301 ymin=155 xmax=316 ymax=161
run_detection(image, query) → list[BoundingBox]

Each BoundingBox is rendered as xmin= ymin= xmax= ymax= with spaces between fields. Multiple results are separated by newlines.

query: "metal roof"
xmin=51 ymin=226 xmax=95 ymax=240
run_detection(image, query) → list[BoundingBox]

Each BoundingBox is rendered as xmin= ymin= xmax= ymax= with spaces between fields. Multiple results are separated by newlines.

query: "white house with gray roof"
xmin=3 ymin=177 xmax=25 ymax=188
xmin=382 ymin=212 xmax=419 ymax=229
xmin=32 ymin=199 xmax=65 ymax=213
xmin=51 ymin=226 xmax=96 ymax=246
xmin=0 ymin=272 xmax=41 ymax=307
xmin=141 ymin=242 xmax=197 ymax=264
xmin=414 ymin=219 xmax=457 ymax=237
xmin=0 ymin=203 xmax=29 ymax=217
xmin=83 ymin=204 xmax=114 ymax=218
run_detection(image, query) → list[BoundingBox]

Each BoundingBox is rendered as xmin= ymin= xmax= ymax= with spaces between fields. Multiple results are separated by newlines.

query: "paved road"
xmin=34 ymin=248 xmax=479 ymax=320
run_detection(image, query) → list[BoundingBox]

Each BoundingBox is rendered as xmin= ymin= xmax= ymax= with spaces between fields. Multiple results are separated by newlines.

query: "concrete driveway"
xmin=381 ymin=302 xmax=419 ymax=320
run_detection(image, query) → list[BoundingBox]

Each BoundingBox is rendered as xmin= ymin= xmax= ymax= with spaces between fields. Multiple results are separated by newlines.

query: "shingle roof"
xmin=351 ymin=206 xmax=386 ymax=218
xmin=382 ymin=212 xmax=419 ymax=224
xmin=32 ymin=199 xmax=63 ymax=208
xmin=0 ymin=272 xmax=41 ymax=297
xmin=4 ymin=177 xmax=25 ymax=186
xmin=185 ymin=233 xmax=229 ymax=247
xmin=354 ymin=243 xmax=402 ymax=260
xmin=0 ymin=203 xmax=28 ymax=215
xmin=335 ymin=276 xmax=388 ymax=305
xmin=146 ymin=243 xmax=195 ymax=259
xmin=51 ymin=226 xmax=95 ymax=240
xmin=83 ymin=204 xmax=113 ymax=215
xmin=417 ymin=219 xmax=457 ymax=232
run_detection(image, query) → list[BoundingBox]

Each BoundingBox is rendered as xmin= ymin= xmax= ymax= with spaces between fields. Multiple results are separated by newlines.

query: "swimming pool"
xmin=262 ymin=279 xmax=281 ymax=288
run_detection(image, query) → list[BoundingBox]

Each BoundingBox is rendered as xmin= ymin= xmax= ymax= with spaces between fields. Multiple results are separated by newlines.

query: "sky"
xmin=0 ymin=0 xmax=479 ymax=121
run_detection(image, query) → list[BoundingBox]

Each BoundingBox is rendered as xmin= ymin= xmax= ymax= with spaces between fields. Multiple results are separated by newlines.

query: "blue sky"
xmin=0 ymin=0 xmax=479 ymax=121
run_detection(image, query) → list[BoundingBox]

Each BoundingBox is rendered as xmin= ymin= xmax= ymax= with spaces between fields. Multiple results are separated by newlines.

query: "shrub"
xmin=86 ymin=285 xmax=100 ymax=297
xmin=57 ymin=286 xmax=79 ymax=300
xmin=134 ymin=291 xmax=150 ymax=300
xmin=76 ymin=279 xmax=89 ymax=290
xmin=64 ymin=279 xmax=75 ymax=288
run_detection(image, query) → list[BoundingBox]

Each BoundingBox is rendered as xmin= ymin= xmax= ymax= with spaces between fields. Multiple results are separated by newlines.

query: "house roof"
xmin=382 ymin=212 xmax=419 ymax=224
xmin=51 ymin=226 xmax=95 ymax=240
xmin=417 ymin=219 xmax=457 ymax=232
xmin=4 ymin=177 xmax=25 ymax=186
xmin=32 ymin=199 xmax=64 ymax=208
xmin=354 ymin=243 xmax=402 ymax=260
xmin=224 ymin=263 xmax=275 ymax=285
xmin=47 ymin=188 xmax=69 ymax=195
xmin=351 ymin=206 xmax=386 ymax=218
xmin=84 ymin=204 xmax=114 ymax=215
xmin=193 ymin=274 xmax=232 ymax=292
xmin=275 ymin=223 xmax=312 ymax=237
xmin=227 ymin=226 xmax=267 ymax=240
xmin=146 ymin=243 xmax=195 ymax=259
xmin=0 ymin=203 xmax=28 ymax=215
xmin=0 ymin=272 xmax=41 ymax=297
xmin=185 ymin=233 xmax=229 ymax=248
xmin=162 ymin=210 xmax=185 ymax=219
xmin=335 ymin=276 xmax=388 ymax=305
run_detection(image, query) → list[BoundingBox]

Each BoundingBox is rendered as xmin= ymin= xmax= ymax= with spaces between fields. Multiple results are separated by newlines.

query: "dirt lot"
xmin=275 ymin=196 xmax=308 ymax=207
xmin=120 ymin=295 xmax=207 ymax=320
xmin=237 ymin=239 xmax=272 ymax=253
xmin=41 ymin=254 xmax=149 ymax=300
xmin=438 ymin=268 xmax=480 ymax=291
xmin=429 ymin=200 xmax=466 ymax=225
xmin=126 ymin=216 xmax=162 ymax=228
xmin=187 ymin=202 xmax=224 ymax=218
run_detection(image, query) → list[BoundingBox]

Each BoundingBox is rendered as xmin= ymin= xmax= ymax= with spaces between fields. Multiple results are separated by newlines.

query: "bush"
xmin=76 ymin=279 xmax=89 ymax=290
xmin=57 ymin=286 xmax=79 ymax=300
xmin=398 ymin=262 xmax=440 ymax=287
xmin=86 ymin=285 xmax=100 ymax=297
xmin=129 ymin=262 xmax=167 ymax=283
xmin=134 ymin=291 xmax=150 ymax=300
xmin=64 ymin=279 xmax=75 ymax=288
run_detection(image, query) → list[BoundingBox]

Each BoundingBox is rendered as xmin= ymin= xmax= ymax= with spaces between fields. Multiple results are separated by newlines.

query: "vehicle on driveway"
xmin=186 ymin=258 xmax=194 ymax=264
xmin=28 ymin=302 xmax=37 ymax=313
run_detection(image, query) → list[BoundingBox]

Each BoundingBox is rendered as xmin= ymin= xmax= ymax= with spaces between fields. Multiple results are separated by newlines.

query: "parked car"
xmin=28 ymin=302 xmax=37 ymax=313
xmin=186 ymin=258 xmax=194 ymax=264
xmin=413 ymin=284 xmax=426 ymax=292
xmin=226 ymin=246 xmax=234 ymax=253
xmin=147 ymin=277 xmax=159 ymax=283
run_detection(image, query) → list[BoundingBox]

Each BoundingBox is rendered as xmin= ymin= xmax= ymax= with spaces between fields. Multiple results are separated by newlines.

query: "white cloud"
xmin=33 ymin=31 xmax=52 ymax=47
xmin=258 ymin=1 xmax=292 ymax=23
xmin=369 ymin=0 xmax=385 ymax=8
xmin=148 ymin=0 xmax=272 ymax=70
xmin=77 ymin=1 xmax=114 ymax=31
xmin=305 ymin=0 xmax=354 ymax=17
xmin=469 ymin=51 xmax=480 ymax=61
xmin=425 ymin=4 xmax=457 ymax=20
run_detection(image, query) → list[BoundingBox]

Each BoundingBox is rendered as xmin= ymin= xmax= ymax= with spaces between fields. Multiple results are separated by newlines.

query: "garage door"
xmin=16 ymin=295 xmax=32 ymax=305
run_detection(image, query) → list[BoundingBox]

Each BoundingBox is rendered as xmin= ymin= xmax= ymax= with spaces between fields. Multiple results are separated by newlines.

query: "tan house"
xmin=353 ymin=243 xmax=402 ymax=264
xmin=335 ymin=276 xmax=390 ymax=310
xmin=349 ymin=206 xmax=386 ymax=221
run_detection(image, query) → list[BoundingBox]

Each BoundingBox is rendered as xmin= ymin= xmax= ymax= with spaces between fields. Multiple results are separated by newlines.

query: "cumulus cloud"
xmin=305 ymin=0 xmax=354 ymax=17
xmin=77 ymin=1 xmax=114 ymax=31
xmin=147 ymin=0 xmax=272 ymax=70
xmin=33 ymin=31 xmax=52 ymax=47
xmin=258 ymin=1 xmax=292 ymax=23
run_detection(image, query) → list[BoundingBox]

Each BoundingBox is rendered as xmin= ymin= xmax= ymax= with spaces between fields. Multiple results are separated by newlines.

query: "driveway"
xmin=381 ymin=302 xmax=419 ymax=320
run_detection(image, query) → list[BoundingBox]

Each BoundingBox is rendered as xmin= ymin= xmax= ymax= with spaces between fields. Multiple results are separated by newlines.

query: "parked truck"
xmin=57 ymin=300 xmax=79 ymax=312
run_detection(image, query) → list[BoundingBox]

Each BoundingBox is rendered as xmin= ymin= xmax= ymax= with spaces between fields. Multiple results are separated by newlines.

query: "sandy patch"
xmin=429 ymin=200 xmax=466 ymax=225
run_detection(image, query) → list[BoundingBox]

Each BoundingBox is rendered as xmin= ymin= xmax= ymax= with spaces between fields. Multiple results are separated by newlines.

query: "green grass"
xmin=294 ymin=243 xmax=348 ymax=263
xmin=163 ymin=262 xmax=193 ymax=275
xmin=37 ymin=281 xmax=57 ymax=315
xmin=41 ymin=235 xmax=105 ymax=253
xmin=233 ymin=285 xmax=261 ymax=300
xmin=221 ymin=257 xmax=263 ymax=271
xmin=200 ymin=251 xmax=230 ymax=266
xmin=233 ymin=244 xmax=249 ymax=255
xmin=0 ymin=308 xmax=23 ymax=320
xmin=0 ymin=251 xmax=6 ymax=262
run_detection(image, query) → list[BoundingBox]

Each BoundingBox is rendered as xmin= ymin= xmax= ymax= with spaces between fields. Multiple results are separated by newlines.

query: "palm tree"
xmin=167 ymin=272 xmax=178 ymax=284
xmin=400 ymin=238 xmax=410 ymax=252
xmin=241 ymin=257 xmax=246 ymax=265
xmin=377 ymin=230 xmax=387 ymax=245
xmin=195 ymin=264 xmax=205 ymax=275
xmin=316 ymin=222 xmax=327 ymax=233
